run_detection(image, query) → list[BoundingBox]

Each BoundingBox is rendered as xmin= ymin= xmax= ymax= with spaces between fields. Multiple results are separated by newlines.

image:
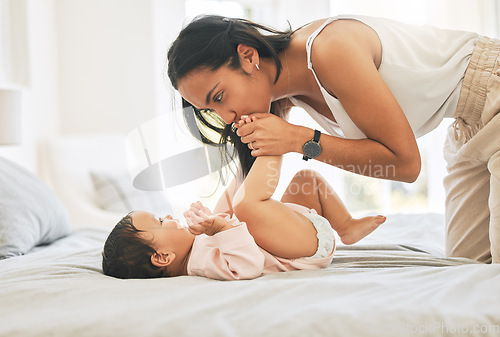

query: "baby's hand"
xmin=183 ymin=201 xmax=213 ymax=218
xmin=185 ymin=210 xmax=232 ymax=236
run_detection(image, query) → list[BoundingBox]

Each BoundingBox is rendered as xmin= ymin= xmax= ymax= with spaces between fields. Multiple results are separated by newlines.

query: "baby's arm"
xmin=184 ymin=207 xmax=265 ymax=280
xmin=197 ymin=223 xmax=265 ymax=280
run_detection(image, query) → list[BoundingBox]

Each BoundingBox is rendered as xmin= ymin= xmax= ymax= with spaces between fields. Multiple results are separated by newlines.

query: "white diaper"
xmin=302 ymin=212 xmax=335 ymax=259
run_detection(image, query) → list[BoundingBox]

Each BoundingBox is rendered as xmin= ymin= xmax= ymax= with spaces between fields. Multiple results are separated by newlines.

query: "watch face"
xmin=303 ymin=141 xmax=322 ymax=158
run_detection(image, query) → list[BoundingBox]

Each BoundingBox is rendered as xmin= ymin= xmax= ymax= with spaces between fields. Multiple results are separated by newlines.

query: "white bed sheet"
xmin=1 ymin=213 xmax=499 ymax=337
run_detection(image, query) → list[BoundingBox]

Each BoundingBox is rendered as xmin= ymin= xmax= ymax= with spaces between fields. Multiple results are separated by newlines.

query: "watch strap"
xmin=313 ymin=129 xmax=321 ymax=142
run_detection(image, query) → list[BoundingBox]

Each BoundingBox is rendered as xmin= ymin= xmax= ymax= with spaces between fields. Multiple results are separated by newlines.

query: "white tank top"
xmin=289 ymin=15 xmax=479 ymax=139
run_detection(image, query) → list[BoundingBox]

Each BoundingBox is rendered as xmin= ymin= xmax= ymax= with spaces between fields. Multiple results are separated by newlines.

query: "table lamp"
xmin=0 ymin=89 xmax=22 ymax=145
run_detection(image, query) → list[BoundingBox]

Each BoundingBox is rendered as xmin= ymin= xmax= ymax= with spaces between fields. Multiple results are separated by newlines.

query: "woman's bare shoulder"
xmin=311 ymin=19 xmax=382 ymax=70
xmin=291 ymin=19 xmax=330 ymax=47
xmin=292 ymin=18 xmax=381 ymax=67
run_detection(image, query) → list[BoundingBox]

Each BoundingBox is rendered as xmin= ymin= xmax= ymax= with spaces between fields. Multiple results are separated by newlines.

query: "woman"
xmin=167 ymin=14 xmax=500 ymax=264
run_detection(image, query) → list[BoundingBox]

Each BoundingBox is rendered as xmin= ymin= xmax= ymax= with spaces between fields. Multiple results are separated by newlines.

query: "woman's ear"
xmin=237 ymin=44 xmax=259 ymax=72
xmin=150 ymin=252 xmax=175 ymax=268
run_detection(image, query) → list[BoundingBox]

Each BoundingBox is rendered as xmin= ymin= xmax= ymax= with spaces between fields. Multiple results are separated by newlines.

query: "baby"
xmin=102 ymin=117 xmax=385 ymax=280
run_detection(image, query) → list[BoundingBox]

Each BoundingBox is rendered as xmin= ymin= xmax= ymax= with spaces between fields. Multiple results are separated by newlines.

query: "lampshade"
xmin=126 ymin=106 xmax=232 ymax=191
xmin=0 ymin=89 xmax=22 ymax=145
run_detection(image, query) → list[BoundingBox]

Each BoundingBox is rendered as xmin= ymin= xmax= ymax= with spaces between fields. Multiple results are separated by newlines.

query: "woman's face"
xmin=177 ymin=65 xmax=272 ymax=125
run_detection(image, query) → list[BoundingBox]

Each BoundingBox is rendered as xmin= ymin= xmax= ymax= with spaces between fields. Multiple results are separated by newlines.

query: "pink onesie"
xmin=186 ymin=203 xmax=336 ymax=280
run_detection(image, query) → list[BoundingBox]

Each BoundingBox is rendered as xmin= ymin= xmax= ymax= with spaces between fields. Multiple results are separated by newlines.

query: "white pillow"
xmin=0 ymin=157 xmax=72 ymax=259
xmin=90 ymin=171 xmax=173 ymax=216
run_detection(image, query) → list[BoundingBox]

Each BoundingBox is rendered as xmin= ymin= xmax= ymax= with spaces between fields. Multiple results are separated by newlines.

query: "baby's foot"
xmin=338 ymin=215 xmax=386 ymax=245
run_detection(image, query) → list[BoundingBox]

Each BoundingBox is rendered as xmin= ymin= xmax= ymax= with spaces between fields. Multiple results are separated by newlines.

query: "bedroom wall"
xmin=55 ymin=0 xmax=156 ymax=135
xmin=0 ymin=0 xmax=186 ymax=172
xmin=55 ymin=0 xmax=186 ymax=135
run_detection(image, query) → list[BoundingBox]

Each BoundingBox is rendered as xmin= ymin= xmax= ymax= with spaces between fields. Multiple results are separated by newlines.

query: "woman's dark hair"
xmin=167 ymin=15 xmax=293 ymax=176
xmin=102 ymin=214 xmax=169 ymax=279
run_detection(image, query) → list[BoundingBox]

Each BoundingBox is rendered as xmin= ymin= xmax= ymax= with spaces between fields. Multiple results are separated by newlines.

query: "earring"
xmin=255 ymin=64 xmax=260 ymax=71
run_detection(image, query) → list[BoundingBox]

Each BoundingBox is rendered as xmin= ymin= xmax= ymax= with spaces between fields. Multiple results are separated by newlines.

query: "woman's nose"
xmin=218 ymin=109 xmax=235 ymax=125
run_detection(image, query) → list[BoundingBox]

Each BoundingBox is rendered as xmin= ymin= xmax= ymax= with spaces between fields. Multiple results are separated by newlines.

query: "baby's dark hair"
xmin=102 ymin=214 xmax=169 ymax=279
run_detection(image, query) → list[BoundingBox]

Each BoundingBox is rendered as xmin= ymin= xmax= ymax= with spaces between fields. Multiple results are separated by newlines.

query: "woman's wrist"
xmin=292 ymin=125 xmax=315 ymax=154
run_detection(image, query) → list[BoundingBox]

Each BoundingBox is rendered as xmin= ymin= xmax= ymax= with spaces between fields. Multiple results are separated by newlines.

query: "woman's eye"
xmin=214 ymin=92 xmax=223 ymax=103
xmin=158 ymin=218 xmax=163 ymax=224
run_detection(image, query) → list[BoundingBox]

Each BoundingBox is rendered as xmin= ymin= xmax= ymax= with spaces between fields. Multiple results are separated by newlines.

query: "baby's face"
xmin=131 ymin=211 xmax=194 ymax=251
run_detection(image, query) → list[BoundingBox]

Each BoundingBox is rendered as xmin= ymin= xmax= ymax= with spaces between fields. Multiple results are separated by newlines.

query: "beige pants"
xmin=444 ymin=36 xmax=500 ymax=263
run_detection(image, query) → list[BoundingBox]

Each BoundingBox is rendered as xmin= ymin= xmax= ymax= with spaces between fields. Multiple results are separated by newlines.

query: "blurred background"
xmin=1 ymin=0 xmax=499 ymax=220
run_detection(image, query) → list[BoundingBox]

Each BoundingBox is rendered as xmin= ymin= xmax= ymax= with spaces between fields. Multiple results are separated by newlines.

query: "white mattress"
xmin=1 ymin=213 xmax=499 ymax=337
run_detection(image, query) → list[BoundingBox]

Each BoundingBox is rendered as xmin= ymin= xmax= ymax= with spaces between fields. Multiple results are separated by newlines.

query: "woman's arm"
xmin=236 ymin=22 xmax=421 ymax=183
xmin=293 ymin=127 xmax=420 ymax=183
xmin=307 ymin=24 xmax=421 ymax=183
xmin=237 ymin=114 xmax=420 ymax=182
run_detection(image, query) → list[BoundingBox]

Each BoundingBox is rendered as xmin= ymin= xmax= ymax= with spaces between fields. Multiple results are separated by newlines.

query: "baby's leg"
xmin=232 ymin=116 xmax=319 ymax=259
xmin=232 ymin=160 xmax=319 ymax=259
xmin=280 ymin=170 xmax=385 ymax=245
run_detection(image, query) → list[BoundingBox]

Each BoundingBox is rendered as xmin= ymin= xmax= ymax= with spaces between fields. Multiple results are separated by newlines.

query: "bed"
xmin=1 ymin=139 xmax=499 ymax=337
xmin=2 ymin=211 xmax=499 ymax=337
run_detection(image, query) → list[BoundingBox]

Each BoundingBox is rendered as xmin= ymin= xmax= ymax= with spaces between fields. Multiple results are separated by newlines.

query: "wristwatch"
xmin=302 ymin=129 xmax=322 ymax=161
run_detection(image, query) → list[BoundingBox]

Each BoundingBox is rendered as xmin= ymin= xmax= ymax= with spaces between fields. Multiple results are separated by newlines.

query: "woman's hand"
xmin=235 ymin=113 xmax=298 ymax=156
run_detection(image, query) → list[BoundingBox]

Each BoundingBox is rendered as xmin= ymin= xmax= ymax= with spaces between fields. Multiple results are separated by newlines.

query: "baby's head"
xmin=102 ymin=211 xmax=194 ymax=279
